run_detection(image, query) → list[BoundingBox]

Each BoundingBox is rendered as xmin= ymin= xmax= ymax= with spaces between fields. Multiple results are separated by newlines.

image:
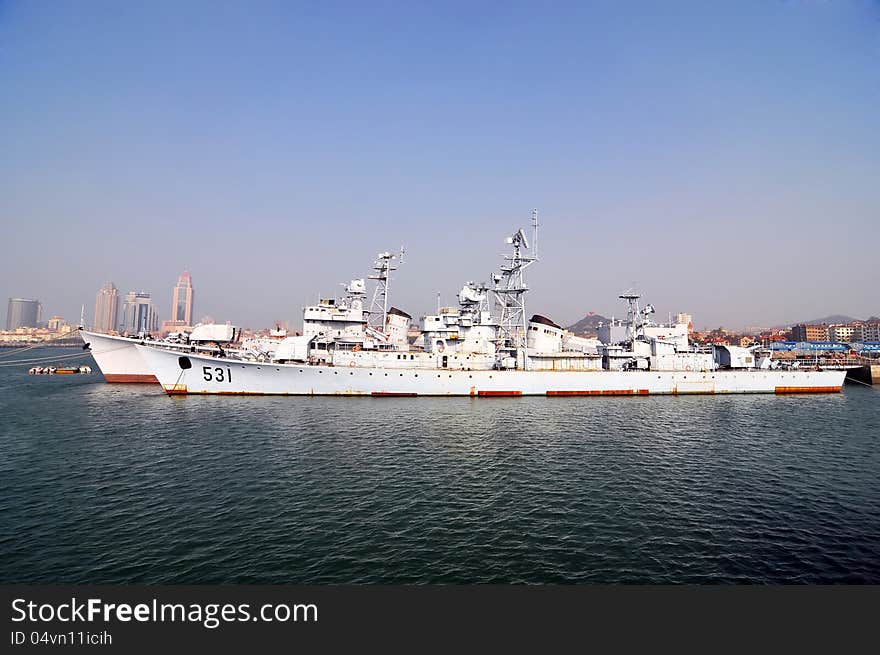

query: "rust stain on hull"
xmin=477 ymin=390 xmax=523 ymax=397
xmin=547 ymin=390 xmax=635 ymax=396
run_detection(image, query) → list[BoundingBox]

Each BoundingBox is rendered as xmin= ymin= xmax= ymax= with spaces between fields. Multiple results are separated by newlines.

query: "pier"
xmin=845 ymin=364 xmax=880 ymax=386
xmin=773 ymin=355 xmax=878 ymax=386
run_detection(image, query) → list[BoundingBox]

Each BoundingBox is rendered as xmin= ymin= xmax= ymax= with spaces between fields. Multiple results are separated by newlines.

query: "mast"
xmin=492 ymin=210 xmax=540 ymax=369
xmin=618 ymin=290 xmax=655 ymax=343
xmin=532 ymin=208 xmax=539 ymax=260
xmin=368 ymin=248 xmax=404 ymax=331
xmin=619 ymin=290 xmax=641 ymax=342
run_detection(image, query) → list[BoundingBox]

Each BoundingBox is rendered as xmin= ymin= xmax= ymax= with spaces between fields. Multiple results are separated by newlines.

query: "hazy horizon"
xmin=3 ymin=1 xmax=878 ymax=332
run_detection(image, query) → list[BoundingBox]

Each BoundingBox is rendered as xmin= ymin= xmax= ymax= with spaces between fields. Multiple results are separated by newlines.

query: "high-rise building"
xmin=121 ymin=292 xmax=158 ymax=335
xmin=6 ymin=298 xmax=42 ymax=330
xmin=862 ymin=323 xmax=880 ymax=342
xmin=161 ymin=271 xmax=195 ymax=335
xmin=171 ymin=271 xmax=194 ymax=326
xmin=791 ymin=323 xmax=829 ymax=342
xmin=674 ymin=313 xmax=693 ymax=332
xmin=93 ymin=282 xmax=120 ymax=333
xmin=828 ymin=324 xmax=860 ymax=343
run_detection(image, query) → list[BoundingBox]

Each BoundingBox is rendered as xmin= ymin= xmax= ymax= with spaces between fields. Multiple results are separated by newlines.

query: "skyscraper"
xmin=93 ymin=282 xmax=120 ymax=333
xmin=171 ymin=271 xmax=194 ymax=326
xmin=675 ymin=313 xmax=694 ymax=333
xmin=121 ymin=292 xmax=158 ymax=335
xmin=6 ymin=298 xmax=42 ymax=330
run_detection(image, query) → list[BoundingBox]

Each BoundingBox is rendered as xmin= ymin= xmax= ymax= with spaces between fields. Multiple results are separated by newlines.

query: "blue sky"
xmin=2 ymin=1 xmax=878 ymax=330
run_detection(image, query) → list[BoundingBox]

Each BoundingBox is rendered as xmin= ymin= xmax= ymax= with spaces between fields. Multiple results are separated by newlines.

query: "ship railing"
xmin=776 ymin=355 xmax=870 ymax=368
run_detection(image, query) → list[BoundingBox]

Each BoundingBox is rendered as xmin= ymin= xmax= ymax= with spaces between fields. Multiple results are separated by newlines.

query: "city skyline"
xmin=5 ymin=268 xmax=878 ymax=335
xmin=2 ymin=2 xmax=878 ymax=329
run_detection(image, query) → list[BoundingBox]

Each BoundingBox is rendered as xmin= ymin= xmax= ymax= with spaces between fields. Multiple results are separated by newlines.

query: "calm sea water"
xmin=1 ymin=348 xmax=878 ymax=584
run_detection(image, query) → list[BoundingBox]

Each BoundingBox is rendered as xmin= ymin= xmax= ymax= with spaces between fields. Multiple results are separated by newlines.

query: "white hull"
xmin=137 ymin=344 xmax=846 ymax=396
xmin=80 ymin=330 xmax=157 ymax=383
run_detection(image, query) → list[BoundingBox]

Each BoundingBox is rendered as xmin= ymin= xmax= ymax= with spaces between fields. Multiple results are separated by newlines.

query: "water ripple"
xmin=1 ymin=350 xmax=878 ymax=583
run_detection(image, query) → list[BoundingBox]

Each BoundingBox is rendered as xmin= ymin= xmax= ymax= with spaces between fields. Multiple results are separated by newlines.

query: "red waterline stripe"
xmin=104 ymin=373 xmax=158 ymax=384
xmin=216 ymin=391 xmax=270 ymax=396
xmin=775 ymin=386 xmax=840 ymax=394
xmin=477 ymin=390 xmax=523 ymax=397
xmin=546 ymin=389 xmax=635 ymax=396
xmin=372 ymin=392 xmax=418 ymax=397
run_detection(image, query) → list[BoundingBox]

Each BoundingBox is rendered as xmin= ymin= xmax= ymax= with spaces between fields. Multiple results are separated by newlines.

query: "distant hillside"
xmin=779 ymin=315 xmax=860 ymax=327
xmin=803 ymin=314 xmax=860 ymax=325
xmin=566 ymin=313 xmax=611 ymax=335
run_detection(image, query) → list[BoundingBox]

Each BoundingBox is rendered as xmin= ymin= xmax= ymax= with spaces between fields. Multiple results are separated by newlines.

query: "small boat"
xmin=28 ymin=365 xmax=92 ymax=375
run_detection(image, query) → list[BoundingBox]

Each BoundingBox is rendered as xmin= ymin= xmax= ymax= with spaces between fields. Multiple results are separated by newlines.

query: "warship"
xmin=134 ymin=212 xmax=846 ymax=396
xmin=79 ymin=324 xmax=258 ymax=383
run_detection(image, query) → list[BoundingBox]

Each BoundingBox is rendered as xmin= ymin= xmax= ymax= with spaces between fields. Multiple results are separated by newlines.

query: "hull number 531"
xmin=203 ymin=366 xmax=232 ymax=383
